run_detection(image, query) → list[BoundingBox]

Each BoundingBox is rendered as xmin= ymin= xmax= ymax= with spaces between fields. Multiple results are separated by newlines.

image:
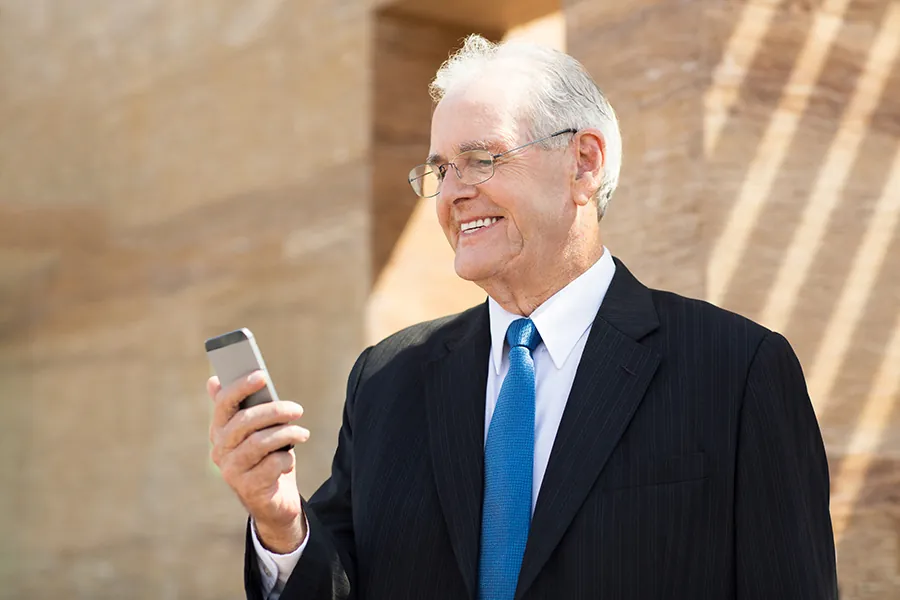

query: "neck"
xmin=479 ymin=242 xmax=605 ymax=316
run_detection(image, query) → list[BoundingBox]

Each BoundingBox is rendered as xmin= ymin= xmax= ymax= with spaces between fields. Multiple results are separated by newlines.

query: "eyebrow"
xmin=425 ymin=139 xmax=506 ymax=165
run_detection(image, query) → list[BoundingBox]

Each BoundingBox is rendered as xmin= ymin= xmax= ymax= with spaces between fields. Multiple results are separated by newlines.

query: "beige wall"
xmin=0 ymin=1 xmax=370 ymax=597
xmin=1 ymin=0 xmax=897 ymax=597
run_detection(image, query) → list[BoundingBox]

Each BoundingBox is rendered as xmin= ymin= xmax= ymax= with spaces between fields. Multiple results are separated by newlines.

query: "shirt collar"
xmin=488 ymin=248 xmax=617 ymax=374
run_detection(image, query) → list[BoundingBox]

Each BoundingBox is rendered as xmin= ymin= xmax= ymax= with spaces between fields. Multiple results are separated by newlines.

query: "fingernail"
xmin=248 ymin=372 xmax=264 ymax=384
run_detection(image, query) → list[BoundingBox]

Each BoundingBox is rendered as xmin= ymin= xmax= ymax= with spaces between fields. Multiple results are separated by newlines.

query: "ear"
xmin=573 ymin=129 xmax=606 ymax=206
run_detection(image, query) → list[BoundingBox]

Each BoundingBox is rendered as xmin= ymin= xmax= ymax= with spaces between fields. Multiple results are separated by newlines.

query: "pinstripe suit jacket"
xmin=245 ymin=257 xmax=837 ymax=599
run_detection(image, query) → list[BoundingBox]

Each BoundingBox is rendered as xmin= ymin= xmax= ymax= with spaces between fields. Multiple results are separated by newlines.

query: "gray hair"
xmin=429 ymin=34 xmax=622 ymax=219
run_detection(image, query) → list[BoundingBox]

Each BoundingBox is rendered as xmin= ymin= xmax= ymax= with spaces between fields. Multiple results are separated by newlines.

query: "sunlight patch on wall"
xmin=366 ymin=198 xmax=487 ymax=345
xmin=830 ymin=313 xmax=900 ymax=541
xmin=759 ymin=4 xmax=900 ymax=333
xmin=807 ymin=143 xmax=900 ymax=411
xmin=706 ymin=0 xmax=853 ymax=306
xmin=503 ymin=11 xmax=565 ymax=50
xmin=704 ymin=0 xmax=785 ymax=157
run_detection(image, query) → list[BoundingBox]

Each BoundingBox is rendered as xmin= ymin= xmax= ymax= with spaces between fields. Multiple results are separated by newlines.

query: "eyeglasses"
xmin=407 ymin=128 xmax=577 ymax=198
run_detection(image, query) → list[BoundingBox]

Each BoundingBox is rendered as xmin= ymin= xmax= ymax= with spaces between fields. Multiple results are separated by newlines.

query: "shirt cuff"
xmin=250 ymin=515 xmax=310 ymax=596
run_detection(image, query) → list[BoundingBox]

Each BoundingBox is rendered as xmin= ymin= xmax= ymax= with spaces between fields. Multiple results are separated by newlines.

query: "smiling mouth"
xmin=460 ymin=217 xmax=503 ymax=234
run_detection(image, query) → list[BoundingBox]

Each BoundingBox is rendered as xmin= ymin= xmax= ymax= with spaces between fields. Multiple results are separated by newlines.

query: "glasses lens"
xmin=408 ymin=164 xmax=441 ymax=197
xmin=456 ymin=150 xmax=494 ymax=185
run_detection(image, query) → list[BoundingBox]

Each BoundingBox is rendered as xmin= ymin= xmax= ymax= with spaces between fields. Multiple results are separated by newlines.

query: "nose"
xmin=439 ymin=165 xmax=476 ymax=204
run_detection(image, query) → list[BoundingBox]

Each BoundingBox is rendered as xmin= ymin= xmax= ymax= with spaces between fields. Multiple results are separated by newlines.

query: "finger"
xmin=280 ymin=449 xmax=297 ymax=474
xmin=206 ymin=376 xmax=221 ymax=401
xmin=220 ymin=400 xmax=305 ymax=452
xmin=232 ymin=424 xmax=310 ymax=472
xmin=238 ymin=450 xmax=294 ymax=493
xmin=219 ymin=445 xmax=287 ymax=490
xmin=211 ymin=371 xmax=267 ymax=430
xmin=226 ymin=452 xmax=294 ymax=499
xmin=207 ymin=376 xmax=224 ymax=448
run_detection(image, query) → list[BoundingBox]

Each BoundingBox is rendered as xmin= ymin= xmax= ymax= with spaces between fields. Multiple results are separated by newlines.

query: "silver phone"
xmin=205 ymin=328 xmax=282 ymax=410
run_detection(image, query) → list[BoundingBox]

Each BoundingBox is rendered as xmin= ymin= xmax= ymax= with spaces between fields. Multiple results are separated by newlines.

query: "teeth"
xmin=461 ymin=217 xmax=499 ymax=232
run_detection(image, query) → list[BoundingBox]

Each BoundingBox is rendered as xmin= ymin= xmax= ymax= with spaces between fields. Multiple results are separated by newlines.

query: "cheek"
xmin=498 ymin=176 xmax=566 ymax=232
xmin=435 ymin=196 xmax=454 ymax=238
xmin=481 ymin=181 xmax=528 ymax=236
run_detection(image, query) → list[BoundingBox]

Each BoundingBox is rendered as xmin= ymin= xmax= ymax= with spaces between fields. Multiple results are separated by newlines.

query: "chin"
xmin=453 ymin=254 xmax=497 ymax=283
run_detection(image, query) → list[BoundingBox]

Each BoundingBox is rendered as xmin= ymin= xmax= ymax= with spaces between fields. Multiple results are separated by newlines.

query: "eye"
xmin=437 ymin=164 xmax=449 ymax=179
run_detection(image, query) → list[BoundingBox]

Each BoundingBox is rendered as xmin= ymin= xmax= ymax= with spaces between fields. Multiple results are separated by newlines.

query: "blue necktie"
xmin=479 ymin=318 xmax=542 ymax=600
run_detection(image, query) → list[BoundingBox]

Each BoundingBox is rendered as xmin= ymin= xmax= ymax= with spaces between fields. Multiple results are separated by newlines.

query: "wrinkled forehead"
xmin=426 ymin=82 xmax=525 ymax=164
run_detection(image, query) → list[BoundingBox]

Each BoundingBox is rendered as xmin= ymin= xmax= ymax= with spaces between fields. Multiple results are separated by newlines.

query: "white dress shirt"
xmin=252 ymin=249 xmax=617 ymax=599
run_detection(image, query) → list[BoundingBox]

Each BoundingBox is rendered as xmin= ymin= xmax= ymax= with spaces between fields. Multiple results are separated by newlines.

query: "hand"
xmin=208 ymin=372 xmax=310 ymax=553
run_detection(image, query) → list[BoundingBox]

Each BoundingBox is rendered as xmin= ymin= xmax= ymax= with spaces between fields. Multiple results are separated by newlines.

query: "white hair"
xmin=429 ymin=34 xmax=622 ymax=219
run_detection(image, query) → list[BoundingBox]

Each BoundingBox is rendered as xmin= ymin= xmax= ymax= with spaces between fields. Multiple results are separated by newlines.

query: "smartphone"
xmin=205 ymin=328 xmax=282 ymax=410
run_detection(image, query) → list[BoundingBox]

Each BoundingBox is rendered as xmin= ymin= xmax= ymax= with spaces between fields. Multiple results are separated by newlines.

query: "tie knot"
xmin=506 ymin=318 xmax=541 ymax=352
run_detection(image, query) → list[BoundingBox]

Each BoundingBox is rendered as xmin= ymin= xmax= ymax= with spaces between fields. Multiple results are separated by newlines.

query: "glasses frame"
xmin=408 ymin=128 xmax=578 ymax=198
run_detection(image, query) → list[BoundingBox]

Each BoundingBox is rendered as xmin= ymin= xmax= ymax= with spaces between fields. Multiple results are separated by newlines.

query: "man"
xmin=207 ymin=35 xmax=838 ymax=599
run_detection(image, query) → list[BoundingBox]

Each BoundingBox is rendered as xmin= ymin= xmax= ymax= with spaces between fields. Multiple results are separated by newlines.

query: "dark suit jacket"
xmin=245 ymin=258 xmax=837 ymax=599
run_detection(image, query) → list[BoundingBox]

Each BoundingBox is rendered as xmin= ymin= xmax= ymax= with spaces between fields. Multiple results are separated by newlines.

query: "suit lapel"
xmin=424 ymin=304 xmax=490 ymax=600
xmin=515 ymin=258 xmax=662 ymax=599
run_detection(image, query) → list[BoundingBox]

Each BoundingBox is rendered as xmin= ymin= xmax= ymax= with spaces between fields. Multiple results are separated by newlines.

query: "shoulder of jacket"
xmin=363 ymin=302 xmax=485 ymax=365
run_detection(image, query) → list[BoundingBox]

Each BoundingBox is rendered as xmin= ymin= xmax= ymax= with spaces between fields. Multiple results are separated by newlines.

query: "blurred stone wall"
xmin=0 ymin=1 xmax=370 ymax=597
xmin=1 ymin=0 xmax=898 ymax=598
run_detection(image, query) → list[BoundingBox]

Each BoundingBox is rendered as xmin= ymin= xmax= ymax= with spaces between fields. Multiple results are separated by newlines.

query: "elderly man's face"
xmin=429 ymin=82 xmax=575 ymax=286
